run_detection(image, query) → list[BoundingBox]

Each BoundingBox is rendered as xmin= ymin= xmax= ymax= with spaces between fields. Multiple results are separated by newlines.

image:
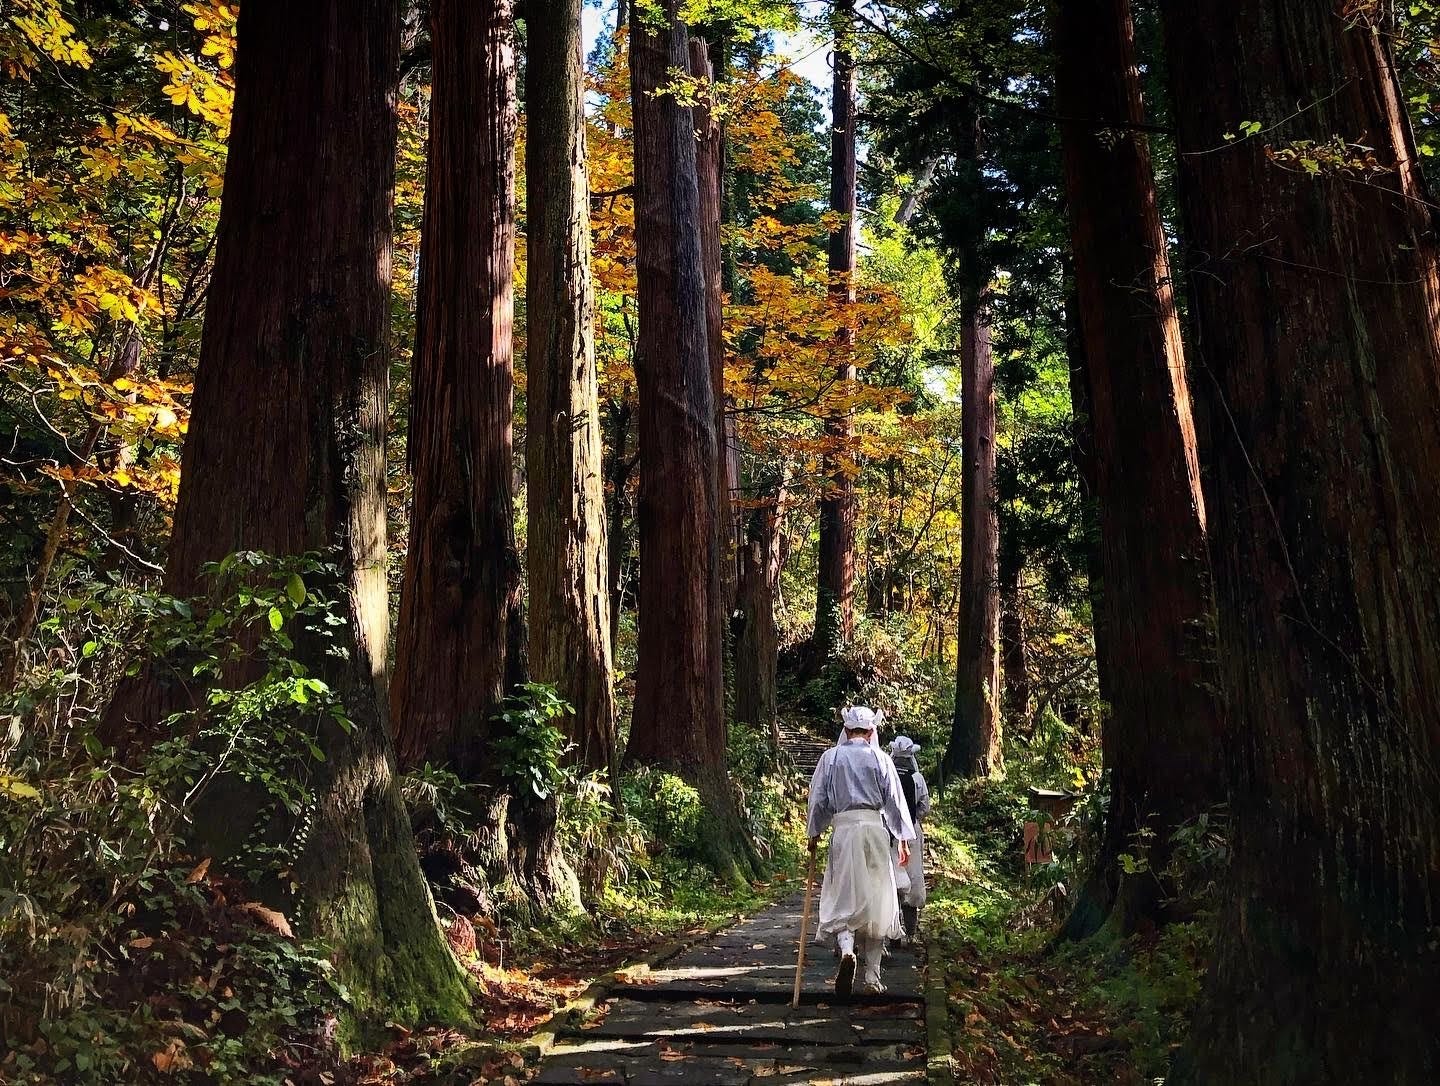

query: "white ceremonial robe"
xmin=807 ymin=737 xmax=915 ymax=947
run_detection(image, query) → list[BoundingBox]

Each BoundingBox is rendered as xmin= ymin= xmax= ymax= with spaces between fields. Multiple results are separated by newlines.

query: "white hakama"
xmin=893 ymin=824 xmax=926 ymax=909
xmin=815 ymin=809 xmax=904 ymax=945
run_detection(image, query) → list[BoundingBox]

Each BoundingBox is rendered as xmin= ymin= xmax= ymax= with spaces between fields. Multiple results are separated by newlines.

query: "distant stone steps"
xmin=776 ymin=719 xmax=833 ymax=778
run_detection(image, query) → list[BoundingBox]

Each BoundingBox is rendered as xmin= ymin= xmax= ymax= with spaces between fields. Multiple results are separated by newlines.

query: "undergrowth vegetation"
xmin=923 ymin=773 xmax=1213 ymax=1085
xmin=1 ymin=554 xmax=361 ymax=1083
xmin=0 ymin=556 xmax=807 ymax=1084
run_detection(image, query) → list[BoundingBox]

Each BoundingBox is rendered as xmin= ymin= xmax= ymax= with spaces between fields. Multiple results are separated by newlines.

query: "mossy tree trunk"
xmin=118 ymin=0 xmax=472 ymax=1037
xmin=1162 ymin=3 xmax=1440 ymax=1080
xmin=1054 ymin=0 xmax=1222 ymax=940
xmin=625 ymin=0 xmax=760 ymax=884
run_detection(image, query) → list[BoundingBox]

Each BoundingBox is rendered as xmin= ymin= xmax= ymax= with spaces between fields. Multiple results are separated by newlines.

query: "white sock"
xmin=837 ymin=930 xmax=855 ymax=957
xmin=862 ymin=935 xmax=883 ymax=984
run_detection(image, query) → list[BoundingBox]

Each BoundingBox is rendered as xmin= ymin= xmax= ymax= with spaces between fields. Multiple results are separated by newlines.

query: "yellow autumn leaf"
xmin=0 ymin=774 xmax=41 ymax=801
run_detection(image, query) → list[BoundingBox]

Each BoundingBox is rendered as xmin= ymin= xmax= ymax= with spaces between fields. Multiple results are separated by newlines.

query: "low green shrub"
xmin=0 ymin=553 xmax=356 ymax=1084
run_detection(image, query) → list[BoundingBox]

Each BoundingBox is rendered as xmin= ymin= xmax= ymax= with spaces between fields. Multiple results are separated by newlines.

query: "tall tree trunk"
xmin=998 ymin=540 xmax=1030 ymax=726
xmin=1064 ymin=278 xmax=1116 ymax=730
xmin=526 ymin=0 xmax=617 ymax=782
xmin=734 ymin=470 xmax=789 ymax=741
xmin=688 ymin=38 xmax=735 ymax=617
xmin=602 ymin=399 xmax=634 ymax=649
xmin=106 ymin=0 xmax=473 ymax=1034
xmin=1055 ymin=278 xmax=1126 ymax=936
xmin=625 ymin=0 xmax=758 ymax=884
xmin=390 ymin=0 xmax=577 ymax=915
xmin=1053 ymin=0 xmax=1221 ymax=939
xmin=943 ymin=283 xmax=1002 ymax=779
xmin=390 ymin=0 xmax=522 ymax=775
xmin=1161 ymin=5 xmax=1440 ymax=1081
xmin=813 ymin=0 xmax=858 ymax=662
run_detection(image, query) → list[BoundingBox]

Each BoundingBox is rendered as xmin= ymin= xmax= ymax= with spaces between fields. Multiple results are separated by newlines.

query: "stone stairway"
xmin=776 ymin=720 xmax=833 ymax=779
xmin=534 ymin=893 xmax=927 ymax=1084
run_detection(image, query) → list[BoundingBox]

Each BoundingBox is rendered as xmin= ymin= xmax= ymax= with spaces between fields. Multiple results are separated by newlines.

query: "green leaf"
xmin=172 ymin=598 xmax=194 ymax=619
xmin=286 ymin=573 xmax=306 ymax=607
xmin=82 ymin=640 xmax=98 ymax=657
xmin=268 ymin=607 xmax=284 ymax=631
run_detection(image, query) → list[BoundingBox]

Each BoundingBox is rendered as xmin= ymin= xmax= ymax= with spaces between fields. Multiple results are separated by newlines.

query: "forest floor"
xmin=920 ymin=808 xmax=1205 ymax=1085
xmin=331 ymin=874 xmax=809 ymax=1085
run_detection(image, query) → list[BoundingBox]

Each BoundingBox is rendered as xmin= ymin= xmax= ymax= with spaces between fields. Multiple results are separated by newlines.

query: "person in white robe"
xmin=888 ymin=735 xmax=931 ymax=942
xmin=806 ymin=706 xmax=915 ymax=996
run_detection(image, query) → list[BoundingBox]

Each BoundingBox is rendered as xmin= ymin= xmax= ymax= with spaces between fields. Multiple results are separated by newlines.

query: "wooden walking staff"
xmin=792 ymin=838 xmax=819 ymax=1007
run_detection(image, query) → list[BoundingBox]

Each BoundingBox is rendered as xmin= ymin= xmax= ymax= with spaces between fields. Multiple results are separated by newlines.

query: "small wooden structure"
xmin=1023 ymin=787 xmax=1078 ymax=868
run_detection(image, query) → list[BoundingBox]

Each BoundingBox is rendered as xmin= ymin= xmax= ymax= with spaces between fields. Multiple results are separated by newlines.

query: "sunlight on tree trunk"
xmin=526 ymin=0 xmax=617 ymax=784
xmin=1163 ymin=3 xmax=1440 ymax=1080
xmin=1054 ymin=0 xmax=1221 ymax=941
xmin=814 ymin=0 xmax=858 ymax=663
xmin=625 ymin=0 xmax=759 ymax=884
xmin=390 ymin=0 xmax=578 ymax=917
xmin=689 ymin=38 xmax=736 ymax=619
xmin=107 ymin=0 xmax=473 ymax=1039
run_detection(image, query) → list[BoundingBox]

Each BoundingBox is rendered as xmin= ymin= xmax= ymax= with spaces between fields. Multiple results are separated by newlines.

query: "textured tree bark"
xmin=998 ymin=541 xmax=1030 ymax=727
xmin=943 ymin=285 xmax=1001 ymax=779
xmin=391 ymin=0 xmax=577 ymax=916
xmin=688 ymin=38 xmax=736 ymax=617
xmin=1054 ymin=0 xmax=1221 ymax=940
xmin=813 ymin=0 xmax=858 ymax=662
xmin=625 ymin=0 xmax=758 ymax=883
xmin=1055 ymin=281 xmax=1127 ymax=939
xmin=390 ymin=0 xmax=523 ymax=776
xmin=602 ymin=398 xmax=634 ymax=648
xmin=734 ymin=473 xmax=789 ymax=739
xmin=1161 ymin=4 xmax=1440 ymax=1081
xmin=107 ymin=0 xmax=472 ymax=1034
xmin=526 ymin=0 xmax=617 ymax=782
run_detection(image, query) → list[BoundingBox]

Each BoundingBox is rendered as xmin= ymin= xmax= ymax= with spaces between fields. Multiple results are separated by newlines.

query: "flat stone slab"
xmin=536 ymin=893 xmax=928 ymax=1085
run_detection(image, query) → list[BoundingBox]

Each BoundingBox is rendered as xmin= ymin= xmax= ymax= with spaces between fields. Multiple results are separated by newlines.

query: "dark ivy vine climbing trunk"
xmin=114 ymin=0 xmax=472 ymax=1036
xmin=1162 ymin=4 xmax=1440 ymax=1081
xmin=689 ymin=37 xmax=736 ymax=618
xmin=625 ymin=0 xmax=758 ymax=884
xmin=1054 ymin=0 xmax=1221 ymax=940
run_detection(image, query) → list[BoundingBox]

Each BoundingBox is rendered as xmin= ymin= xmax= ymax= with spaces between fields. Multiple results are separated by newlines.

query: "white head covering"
xmin=889 ymin=735 xmax=920 ymax=768
xmin=838 ymin=705 xmax=884 ymax=749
